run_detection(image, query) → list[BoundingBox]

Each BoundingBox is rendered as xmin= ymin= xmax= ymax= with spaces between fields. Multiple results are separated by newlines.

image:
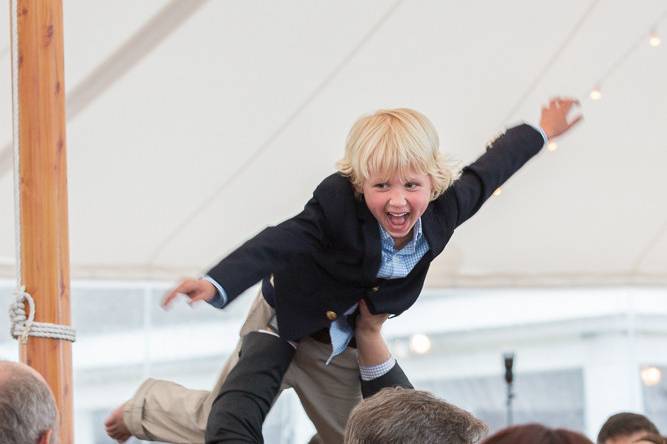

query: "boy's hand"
xmin=162 ymin=278 xmax=216 ymax=309
xmin=356 ymin=299 xmax=389 ymax=335
xmin=539 ymin=97 xmax=583 ymax=140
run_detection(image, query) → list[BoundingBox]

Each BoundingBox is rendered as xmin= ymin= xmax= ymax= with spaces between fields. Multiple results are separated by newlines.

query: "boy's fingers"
xmin=566 ymin=115 xmax=584 ymax=131
xmin=161 ymin=279 xmax=196 ymax=308
xmin=176 ymin=279 xmax=197 ymax=294
xmin=189 ymin=292 xmax=209 ymax=303
xmin=546 ymin=97 xmax=577 ymax=111
xmin=561 ymin=98 xmax=580 ymax=113
xmin=161 ymin=290 xmax=179 ymax=308
xmin=563 ymin=99 xmax=579 ymax=113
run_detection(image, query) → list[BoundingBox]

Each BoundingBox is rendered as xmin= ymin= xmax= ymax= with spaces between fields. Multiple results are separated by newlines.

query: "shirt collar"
xmin=379 ymin=218 xmax=423 ymax=254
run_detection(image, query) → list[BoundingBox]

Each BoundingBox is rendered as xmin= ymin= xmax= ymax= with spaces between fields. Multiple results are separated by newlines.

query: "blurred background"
xmin=1 ymin=0 xmax=666 ymax=442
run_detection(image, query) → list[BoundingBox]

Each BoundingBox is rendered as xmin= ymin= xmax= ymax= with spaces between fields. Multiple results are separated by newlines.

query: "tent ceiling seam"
xmin=596 ymin=8 xmax=667 ymax=90
xmin=501 ymin=0 xmax=600 ymax=125
xmin=0 ymin=0 xmax=209 ymax=180
xmin=146 ymin=0 xmax=404 ymax=266
xmin=631 ymin=217 xmax=667 ymax=273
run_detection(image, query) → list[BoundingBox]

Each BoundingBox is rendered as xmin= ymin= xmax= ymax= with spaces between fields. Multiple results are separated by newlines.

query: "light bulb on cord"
xmin=649 ymin=30 xmax=661 ymax=47
xmin=409 ymin=334 xmax=432 ymax=354
xmin=641 ymin=366 xmax=661 ymax=386
xmin=493 ymin=187 xmax=502 ymax=196
xmin=547 ymin=141 xmax=558 ymax=151
xmin=590 ymin=87 xmax=602 ymax=100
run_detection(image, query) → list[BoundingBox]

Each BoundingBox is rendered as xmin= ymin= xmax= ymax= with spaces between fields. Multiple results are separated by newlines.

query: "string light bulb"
xmin=640 ymin=366 xmax=662 ymax=386
xmin=547 ymin=141 xmax=558 ymax=151
xmin=590 ymin=87 xmax=602 ymax=100
xmin=409 ymin=334 xmax=432 ymax=354
xmin=649 ymin=31 xmax=661 ymax=47
xmin=493 ymin=187 xmax=502 ymax=196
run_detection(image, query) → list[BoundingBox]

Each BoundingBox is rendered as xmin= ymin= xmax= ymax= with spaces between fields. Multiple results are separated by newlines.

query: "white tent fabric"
xmin=0 ymin=0 xmax=665 ymax=286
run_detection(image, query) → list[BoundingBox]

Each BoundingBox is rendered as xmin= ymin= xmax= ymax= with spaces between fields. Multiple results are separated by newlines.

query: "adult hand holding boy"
xmin=355 ymin=299 xmax=391 ymax=367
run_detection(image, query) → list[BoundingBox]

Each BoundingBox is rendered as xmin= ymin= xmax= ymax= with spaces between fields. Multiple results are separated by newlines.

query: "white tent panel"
xmin=0 ymin=0 xmax=665 ymax=284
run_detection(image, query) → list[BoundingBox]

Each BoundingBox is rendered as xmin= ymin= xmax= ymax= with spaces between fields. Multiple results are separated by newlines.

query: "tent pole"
xmin=13 ymin=1 xmax=74 ymax=442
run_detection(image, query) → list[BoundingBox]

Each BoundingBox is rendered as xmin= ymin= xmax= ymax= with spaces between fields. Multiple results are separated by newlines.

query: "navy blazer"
xmin=208 ymin=124 xmax=544 ymax=341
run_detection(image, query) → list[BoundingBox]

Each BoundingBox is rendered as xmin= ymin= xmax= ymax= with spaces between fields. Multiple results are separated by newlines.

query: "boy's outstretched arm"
xmin=437 ymin=95 xmax=583 ymax=229
xmin=162 ymin=190 xmax=334 ymax=310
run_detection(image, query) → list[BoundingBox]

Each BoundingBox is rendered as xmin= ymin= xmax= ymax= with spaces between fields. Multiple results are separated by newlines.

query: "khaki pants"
xmin=123 ymin=292 xmax=361 ymax=444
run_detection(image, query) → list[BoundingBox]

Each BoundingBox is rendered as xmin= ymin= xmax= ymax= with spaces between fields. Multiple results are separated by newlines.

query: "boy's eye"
xmin=373 ymin=183 xmax=389 ymax=189
xmin=405 ymin=182 xmax=419 ymax=189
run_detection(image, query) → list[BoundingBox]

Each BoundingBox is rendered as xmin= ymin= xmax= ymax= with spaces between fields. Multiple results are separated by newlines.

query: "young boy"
xmin=106 ymin=98 xmax=581 ymax=444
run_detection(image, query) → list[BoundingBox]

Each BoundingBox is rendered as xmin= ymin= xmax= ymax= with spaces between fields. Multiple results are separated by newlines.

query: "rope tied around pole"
xmin=9 ymin=286 xmax=76 ymax=343
xmin=10 ymin=0 xmax=76 ymax=346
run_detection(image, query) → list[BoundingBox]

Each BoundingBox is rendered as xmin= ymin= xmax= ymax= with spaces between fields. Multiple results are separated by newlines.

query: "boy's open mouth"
xmin=386 ymin=211 xmax=410 ymax=230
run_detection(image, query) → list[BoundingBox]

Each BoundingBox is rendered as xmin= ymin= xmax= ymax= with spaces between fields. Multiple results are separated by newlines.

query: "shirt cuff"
xmin=359 ymin=356 xmax=396 ymax=381
xmin=202 ymin=275 xmax=228 ymax=308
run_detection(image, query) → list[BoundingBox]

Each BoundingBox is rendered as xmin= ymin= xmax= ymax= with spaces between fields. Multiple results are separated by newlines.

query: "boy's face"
xmin=362 ymin=169 xmax=432 ymax=249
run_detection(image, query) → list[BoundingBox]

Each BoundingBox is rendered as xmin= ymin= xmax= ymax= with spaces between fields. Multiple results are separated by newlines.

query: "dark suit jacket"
xmin=205 ymin=332 xmax=413 ymax=444
xmin=208 ymin=125 xmax=544 ymax=340
xmin=360 ymin=362 xmax=413 ymax=399
xmin=205 ymin=332 xmax=296 ymax=444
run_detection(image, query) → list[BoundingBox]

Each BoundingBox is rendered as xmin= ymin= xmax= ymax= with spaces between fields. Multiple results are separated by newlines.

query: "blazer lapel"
xmin=421 ymin=205 xmax=446 ymax=257
xmin=357 ymin=196 xmax=382 ymax=284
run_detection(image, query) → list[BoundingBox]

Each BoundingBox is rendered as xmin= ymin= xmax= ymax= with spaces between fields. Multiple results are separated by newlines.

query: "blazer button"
xmin=371 ymin=286 xmax=380 ymax=292
xmin=326 ymin=310 xmax=338 ymax=321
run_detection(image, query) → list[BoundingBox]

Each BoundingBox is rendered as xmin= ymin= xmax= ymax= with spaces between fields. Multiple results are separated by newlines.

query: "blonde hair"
xmin=336 ymin=108 xmax=454 ymax=200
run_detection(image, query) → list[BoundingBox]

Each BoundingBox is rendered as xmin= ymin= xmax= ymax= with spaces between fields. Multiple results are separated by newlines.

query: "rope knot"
xmin=9 ymin=285 xmax=76 ymax=343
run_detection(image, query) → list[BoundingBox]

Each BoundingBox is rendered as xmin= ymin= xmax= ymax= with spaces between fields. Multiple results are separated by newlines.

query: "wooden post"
xmin=13 ymin=0 xmax=74 ymax=442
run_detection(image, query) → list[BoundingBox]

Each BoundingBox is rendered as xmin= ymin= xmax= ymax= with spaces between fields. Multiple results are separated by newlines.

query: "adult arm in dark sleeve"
xmin=205 ymin=329 xmax=411 ymax=443
xmin=356 ymin=299 xmax=414 ymax=399
xmin=360 ymin=362 xmax=413 ymax=399
xmin=205 ymin=332 xmax=295 ymax=444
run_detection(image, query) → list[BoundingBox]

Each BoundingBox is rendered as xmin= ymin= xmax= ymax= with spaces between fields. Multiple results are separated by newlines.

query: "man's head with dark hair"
xmin=344 ymin=387 xmax=487 ymax=444
xmin=0 ymin=360 xmax=57 ymax=444
xmin=597 ymin=412 xmax=661 ymax=444
xmin=481 ymin=423 xmax=593 ymax=444
xmin=631 ymin=433 xmax=665 ymax=444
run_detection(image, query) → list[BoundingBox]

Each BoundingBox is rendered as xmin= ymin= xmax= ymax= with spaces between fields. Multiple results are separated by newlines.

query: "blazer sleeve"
xmin=360 ymin=362 xmax=414 ymax=399
xmin=206 ymin=174 xmax=349 ymax=306
xmin=438 ymin=123 xmax=545 ymax=227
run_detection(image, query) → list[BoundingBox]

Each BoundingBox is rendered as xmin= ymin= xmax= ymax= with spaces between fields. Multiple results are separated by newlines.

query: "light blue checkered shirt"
xmin=326 ymin=218 xmax=430 ymax=364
